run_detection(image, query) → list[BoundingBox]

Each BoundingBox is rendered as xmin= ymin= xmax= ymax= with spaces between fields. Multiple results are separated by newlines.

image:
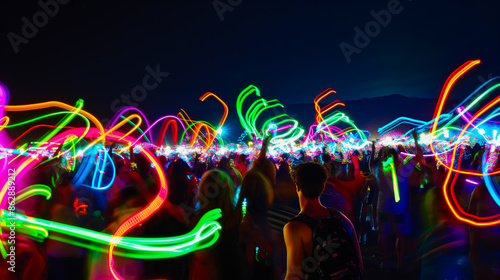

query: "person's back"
xmin=236 ymin=153 xmax=249 ymax=176
xmin=370 ymin=141 xmax=419 ymax=272
xmin=284 ymin=162 xmax=363 ymax=280
xmin=239 ymin=169 xmax=278 ymax=279
xmin=289 ymin=208 xmax=362 ymax=279
xmin=190 ymin=169 xmax=242 ymax=280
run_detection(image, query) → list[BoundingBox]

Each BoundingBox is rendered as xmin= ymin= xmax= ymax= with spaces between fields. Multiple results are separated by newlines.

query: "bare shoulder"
xmin=284 ymin=220 xmax=311 ymax=240
xmin=284 ymin=220 xmax=307 ymax=231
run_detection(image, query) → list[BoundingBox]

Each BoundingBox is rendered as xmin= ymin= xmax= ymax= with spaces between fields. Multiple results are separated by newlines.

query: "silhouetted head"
xmin=166 ymin=158 xmax=191 ymax=205
xmin=249 ymin=157 xmax=276 ymax=185
xmin=277 ymin=160 xmax=291 ymax=178
xmin=241 ymin=170 xmax=273 ymax=216
xmin=321 ymin=152 xmax=331 ymax=163
xmin=238 ymin=153 xmax=247 ymax=163
xmin=198 ymin=169 xmax=235 ymax=218
xmin=293 ymin=161 xmax=328 ymax=199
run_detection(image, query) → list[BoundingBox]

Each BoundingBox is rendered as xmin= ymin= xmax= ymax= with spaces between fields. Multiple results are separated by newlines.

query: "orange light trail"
xmin=429 ymin=59 xmax=500 ymax=226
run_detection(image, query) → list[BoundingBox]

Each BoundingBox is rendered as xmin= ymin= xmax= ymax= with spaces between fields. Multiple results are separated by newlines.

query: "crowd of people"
xmin=3 ymin=131 xmax=500 ymax=280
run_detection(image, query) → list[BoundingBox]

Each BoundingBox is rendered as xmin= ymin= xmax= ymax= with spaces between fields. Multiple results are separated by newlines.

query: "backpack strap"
xmin=288 ymin=208 xmax=342 ymax=228
xmin=327 ymin=207 xmax=356 ymax=236
xmin=326 ymin=207 xmax=342 ymax=219
xmin=289 ymin=213 xmax=317 ymax=230
xmin=289 ymin=208 xmax=343 ymax=229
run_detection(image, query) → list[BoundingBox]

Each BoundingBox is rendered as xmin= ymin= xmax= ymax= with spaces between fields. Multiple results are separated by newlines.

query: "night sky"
xmin=1 ymin=0 xmax=499 ymax=137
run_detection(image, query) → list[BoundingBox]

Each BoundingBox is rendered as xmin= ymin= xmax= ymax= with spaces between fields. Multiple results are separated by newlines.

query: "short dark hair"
xmin=294 ymin=161 xmax=327 ymax=199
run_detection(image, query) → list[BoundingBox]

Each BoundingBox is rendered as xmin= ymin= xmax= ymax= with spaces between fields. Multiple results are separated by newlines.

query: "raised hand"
xmin=259 ymin=135 xmax=272 ymax=159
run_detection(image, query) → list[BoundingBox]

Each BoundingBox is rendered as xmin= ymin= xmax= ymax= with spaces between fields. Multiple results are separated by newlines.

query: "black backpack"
xmin=289 ymin=208 xmax=362 ymax=280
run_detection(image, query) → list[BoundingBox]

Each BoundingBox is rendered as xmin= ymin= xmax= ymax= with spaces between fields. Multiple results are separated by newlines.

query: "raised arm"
xmin=54 ymin=143 xmax=64 ymax=158
xmin=108 ymin=141 xmax=118 ymax=158
xmin=369 ymin=141 xmax=376 ymax=174
xmin=258 ymin=135 xmax=272 ymax=160
xmin=342 ymin=152 xmax=366 ymax=195
xmin=412 ymin=129 xmax=424 ymax=166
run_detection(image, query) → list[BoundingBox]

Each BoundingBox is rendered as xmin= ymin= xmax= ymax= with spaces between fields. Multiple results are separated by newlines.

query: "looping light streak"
xmin=6 ymin=111 xmax=90 ymax=153
xmin=0 ymin=116 xmax=9 ymax=133
xmin=4 ymin=100 xmax=105 ymax=144
xmin=199 ymin=92 xmax=228 ymax=134
xmin=15 ymin=184 xmax=52 ymax=203
xmin=236 ymin=85 xmax=305 ymax=145
xmin=108 ymin=106 xmax=153 ymax=142
xmin=313 ymin=89 xmax=345 ymax=136
xmin=429 ymin=60 xmax=500 ymax=226
xmin=157 ymin=116 xmax=186 ymax=146
xmin=0 ymin=208 xmax=222 ymax=258
xmin=177 ymin=109 xmax=215 ymax=147
xmin=131 ymin=115 xmax=187 ymax=147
